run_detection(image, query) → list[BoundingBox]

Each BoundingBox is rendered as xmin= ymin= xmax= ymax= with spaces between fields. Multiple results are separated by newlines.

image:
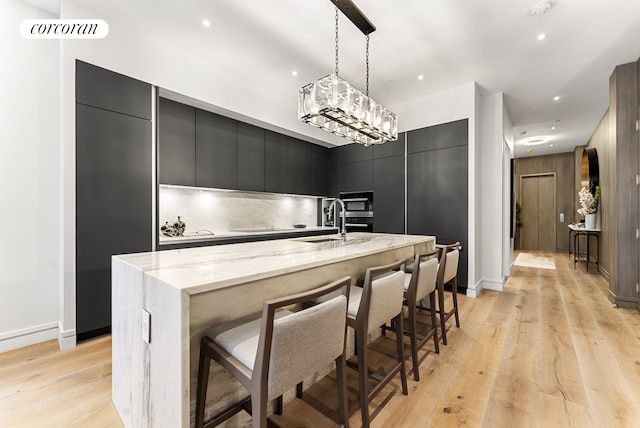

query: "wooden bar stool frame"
xmin=347 ymin=259 xmax=409 ymax=427
xmin=435 ymin=242 xmax=461 ymax=345
xmin=195 ymin=277 xmax=352 ymax=428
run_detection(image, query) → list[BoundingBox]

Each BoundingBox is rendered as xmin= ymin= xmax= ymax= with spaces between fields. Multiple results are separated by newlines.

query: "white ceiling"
xmin=25 ymin=0 xmax=640 ymax=157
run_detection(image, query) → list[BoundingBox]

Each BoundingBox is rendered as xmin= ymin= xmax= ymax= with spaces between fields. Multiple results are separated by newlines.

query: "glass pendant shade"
xmin=298 ymin=73 xmax=398 ymax=146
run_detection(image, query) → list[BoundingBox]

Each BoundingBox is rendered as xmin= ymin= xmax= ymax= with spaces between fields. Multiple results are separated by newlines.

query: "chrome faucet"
xmin=329 ymin=198 xmax=347 ymax=239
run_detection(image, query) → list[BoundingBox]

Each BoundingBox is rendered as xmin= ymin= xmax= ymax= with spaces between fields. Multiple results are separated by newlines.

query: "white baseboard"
xmin=466 ymin=282 xmax=483 ymax=298
xmin=58 ymin=325 xmax=76 ymax=350
xmin=466 ymin=277 xmax=505 ymax=298
xmin=0 ymin=322 xmax=59 ymax=353
xmin=482 ymin=277 xmax=505 ymax=292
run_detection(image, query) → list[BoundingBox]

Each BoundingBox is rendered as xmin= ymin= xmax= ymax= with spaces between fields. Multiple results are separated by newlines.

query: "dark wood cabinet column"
xmin=76 ymin=61 xmax=152 ymax=341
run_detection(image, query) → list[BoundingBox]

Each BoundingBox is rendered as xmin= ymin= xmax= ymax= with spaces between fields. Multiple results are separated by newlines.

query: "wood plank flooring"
xmin=2 ymin=251 xmax=640 ymax=427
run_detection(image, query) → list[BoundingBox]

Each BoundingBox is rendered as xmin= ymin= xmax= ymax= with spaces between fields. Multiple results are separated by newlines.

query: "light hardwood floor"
xmin=2 ymin=252 xmax=640 ymax=427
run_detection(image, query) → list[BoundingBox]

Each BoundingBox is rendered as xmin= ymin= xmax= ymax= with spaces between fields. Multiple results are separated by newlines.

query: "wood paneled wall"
xmin=582 ymin=60 xmax=639 ymax=309
xmin=514 ymin=152 xmax=575 ymax=252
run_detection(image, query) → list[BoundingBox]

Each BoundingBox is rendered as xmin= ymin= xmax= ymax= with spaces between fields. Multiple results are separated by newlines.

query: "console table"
xmin=568 ymin=224 xmax=600 ymax=272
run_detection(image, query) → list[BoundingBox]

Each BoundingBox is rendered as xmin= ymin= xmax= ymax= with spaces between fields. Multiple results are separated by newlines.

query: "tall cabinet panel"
xmin=158 ymin=98 xmax=196 ymax=186
xmin=237 ymin=122 xmax=265 ymax=192
xmin=196 ymin=110 xmax=237 ymax=190
xmin=407 ymin=119 xmax=468 ymax=290
xmin=265 ymin=131 xmax=289 ymax=193
xmin=373 ymin=132 xmax=405 ymax=233
xmin=76 ymin=61 xmax=152 ymax=340
xmin=373 ymin=155 xmax=405 ymax=233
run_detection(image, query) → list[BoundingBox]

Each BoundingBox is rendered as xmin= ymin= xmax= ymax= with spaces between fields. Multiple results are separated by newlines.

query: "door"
xmin=520 ymin=174 xmax=556 ymax=251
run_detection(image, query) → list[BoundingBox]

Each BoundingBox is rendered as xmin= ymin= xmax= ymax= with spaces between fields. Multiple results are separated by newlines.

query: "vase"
xmin=585 ymin=213 xmax=596 ymax=229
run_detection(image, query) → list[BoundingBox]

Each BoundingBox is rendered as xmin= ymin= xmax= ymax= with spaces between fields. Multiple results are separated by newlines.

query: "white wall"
xmin=0 ymin=0 xmax=61 ymax=352
xmin=474 ymin=92 xmax=508 ymax=296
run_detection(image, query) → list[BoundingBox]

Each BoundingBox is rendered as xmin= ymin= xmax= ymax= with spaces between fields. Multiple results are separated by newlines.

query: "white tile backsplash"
xmin=159 ymin=186 xmax=319 ymax=234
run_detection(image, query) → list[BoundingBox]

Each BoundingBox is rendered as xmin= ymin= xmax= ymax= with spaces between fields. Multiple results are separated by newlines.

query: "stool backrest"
xmin=414 ymin=257 xmax=439 ymax=302
xmin=443 ymin=249 xmax=460 ymax=284
xmin=359 ymin=259 xmax=406 ymax=335
xmin=254 ymin=277 xmax=350 ymax=401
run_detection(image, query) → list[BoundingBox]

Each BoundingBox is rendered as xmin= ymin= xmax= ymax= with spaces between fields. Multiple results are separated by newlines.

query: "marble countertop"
xmin=116 ymin=232 xmax=434 ymax=295
xmin=158 ymin=226 xmax=336 ymax=245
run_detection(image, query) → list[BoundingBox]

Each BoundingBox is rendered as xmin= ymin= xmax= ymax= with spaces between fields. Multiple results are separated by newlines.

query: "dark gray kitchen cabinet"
xmin=373 ymin=154 xmax=405 ymax=233
xmin=334 ymin=143 xmax=374 ymax=192
xmin=76 ymin=60 xmax=150 ymax=120
xmin=76 ymin=61 xmax=152 ymax=341
xmin=407 ymin=119 xmax=468 ymax=290
xmin=373 ymin=133 xmax=405 ymax=158
xmin=288 ymin=138 xmax=312 ymax=195
xmin=196 ymin=109 xmax=237 ymax=190
xmin=336 ymin=142 xmax=373 ymax=163
xmin=237 ymin=122 xmax=265 ymax=192
xmin=311 ymin=144 xmax=330 ymax=196
xmin=408 ymin=119 xmax=468 ymax=154
xmin=158 ymin=98 xmax=196 ymax=186
xmin=265 ymin=131 xmax=289 ymax=193
xmin=338 ymin=159 xmax=373 ymax=192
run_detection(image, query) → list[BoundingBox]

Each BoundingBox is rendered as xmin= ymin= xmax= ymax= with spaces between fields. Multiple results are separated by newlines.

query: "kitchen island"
xmin=112 ymin=232 xmax=435 ymax=427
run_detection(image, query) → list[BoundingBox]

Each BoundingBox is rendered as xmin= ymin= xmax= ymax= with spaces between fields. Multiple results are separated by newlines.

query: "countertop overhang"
xmin=115 ymin=232 xmax=435 ymax=295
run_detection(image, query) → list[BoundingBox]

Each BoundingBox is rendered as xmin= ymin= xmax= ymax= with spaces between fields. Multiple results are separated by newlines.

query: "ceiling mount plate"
xmin=530 ymin=1 xmax=552 ymax=16
xmin=329 ymin=0 xmax=376 ymax=35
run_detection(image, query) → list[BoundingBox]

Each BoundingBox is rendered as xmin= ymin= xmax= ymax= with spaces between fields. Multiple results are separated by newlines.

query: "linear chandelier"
xmin=298 ymin=0 xmax=398 ymax=146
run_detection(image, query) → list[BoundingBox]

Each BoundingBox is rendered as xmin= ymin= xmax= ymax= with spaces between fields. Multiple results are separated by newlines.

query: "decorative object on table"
xmin=577 ymin=186 xmax=600 ymax=229
xmin=160 ymin=216 xmax=186 ymax=236
xmin=297 ymin=0 xmax=397 ymax=146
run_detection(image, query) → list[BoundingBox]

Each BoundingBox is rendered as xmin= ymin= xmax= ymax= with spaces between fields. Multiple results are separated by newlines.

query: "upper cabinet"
xmin=264 ymin=131 xmax=289 ymax=194
xmin=158 ymin=98 xmax=196 ymax=186
xmin=288 ymin=136 xmax=312 ymax=195
xmin=237 ymin=122 xmax=265 ymax=192
xmin=311 ymin=144 xmax=330 ymax=196
xmin=334 ymin=143 xmax=373 ymax=192
xmin=158 ymin=97 xmax=329 ymax=196
xmin=196 ymin=109 xmax=237 ymax=190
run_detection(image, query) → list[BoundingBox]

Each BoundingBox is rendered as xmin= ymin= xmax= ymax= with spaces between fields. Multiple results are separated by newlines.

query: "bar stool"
xmin=403 ymin=250 xmax=440 ymax=381
xmin=347 ymin=259 xmax=408 ymax=427
xmin=195 ymin=277 xmax=351 ymax=428
xmin=436 ymin=242 xmax=461 ymax=345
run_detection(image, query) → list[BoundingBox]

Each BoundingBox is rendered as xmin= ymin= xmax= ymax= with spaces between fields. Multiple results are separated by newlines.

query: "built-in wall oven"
xmin=340 ymin=191 xmax=374 ymax=233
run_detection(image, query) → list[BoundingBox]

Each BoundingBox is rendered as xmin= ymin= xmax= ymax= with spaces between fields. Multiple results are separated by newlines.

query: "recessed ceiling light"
xmin=523 ymin=136 xmax=550 ymax=146
xmin=292 ymin=70 xmax=298 ymax=77
xmin=537 ymin=33 xmax=546 ymax=40
xmin=549 ymin=144 xmax=554 ymax=147
xmin=551 ymin=126 xmax=556 ymax=130
xmin=553 ymin=96 xmax=560 ymax=101
xmin=202 ymin=19 xmax=211 ymax=27
xmin=527 ymin=149 xmax=533 ymax=153
xmin=418 ymin=75 xmax=424 ymax=80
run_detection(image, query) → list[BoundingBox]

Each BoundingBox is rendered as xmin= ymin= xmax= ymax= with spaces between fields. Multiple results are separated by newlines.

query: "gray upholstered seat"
xmin=195 ymin=277 xmax=351 ymax=428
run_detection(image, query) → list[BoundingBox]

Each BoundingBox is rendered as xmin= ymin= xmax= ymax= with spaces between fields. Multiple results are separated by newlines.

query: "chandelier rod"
xmin=329 ymin=0 xmax=376 ymax=36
